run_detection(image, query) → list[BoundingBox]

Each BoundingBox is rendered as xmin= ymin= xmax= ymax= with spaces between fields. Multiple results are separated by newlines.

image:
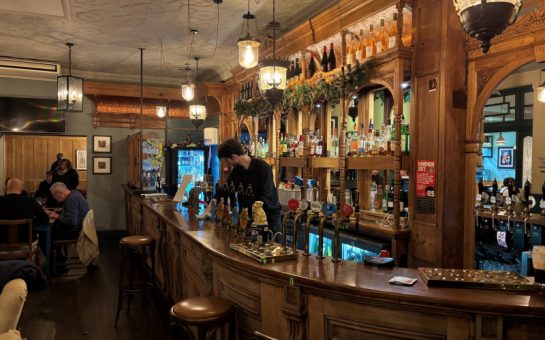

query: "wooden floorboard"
xmin=18 ymin=232 xmax=174 ymax=340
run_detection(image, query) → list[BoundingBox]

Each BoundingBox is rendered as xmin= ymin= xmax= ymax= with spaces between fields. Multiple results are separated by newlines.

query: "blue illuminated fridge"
xmin=165 ymin=147 xmax=204 ymax=198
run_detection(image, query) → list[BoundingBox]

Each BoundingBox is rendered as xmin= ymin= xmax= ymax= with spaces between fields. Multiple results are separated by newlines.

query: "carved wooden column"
xmin=282 ymin=285 xmax=307 ymax=340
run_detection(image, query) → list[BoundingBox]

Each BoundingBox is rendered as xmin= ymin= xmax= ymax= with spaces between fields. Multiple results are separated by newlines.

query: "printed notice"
xmin=416 ymin=160 xmax=436 ymax=198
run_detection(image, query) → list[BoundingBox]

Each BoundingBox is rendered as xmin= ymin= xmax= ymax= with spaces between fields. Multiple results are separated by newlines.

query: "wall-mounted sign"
xmin=416 ymin=160 xmax=436 ymax=198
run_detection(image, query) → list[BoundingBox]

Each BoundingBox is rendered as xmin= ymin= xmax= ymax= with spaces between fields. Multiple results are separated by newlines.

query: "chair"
xmin=0 ymin=219 xmax=38 ymax=263
xmin=170 ymin=296 xmax=235 ymax=340
xmin=0 ymin=279 xmax=27 ymax=340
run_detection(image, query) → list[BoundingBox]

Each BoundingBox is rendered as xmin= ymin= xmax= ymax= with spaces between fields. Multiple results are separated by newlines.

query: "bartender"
xmin=217 ymin=138 xmax=281 ymax=232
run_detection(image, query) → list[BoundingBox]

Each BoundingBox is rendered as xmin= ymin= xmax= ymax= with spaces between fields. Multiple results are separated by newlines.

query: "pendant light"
xmin=453 ymin=0 xmax=522 ymax=53
xmin=189 ymin=57 xmax=207 ymax=129
xmin=496 ymin=132 xmax=506 ymax=146
xmin=57 ymin=43 xmax=84 ymax=112
xmin=237 ymin=0 xmax=260 ymax=69
xmin=156 ymin=94 xmax=167 ymax=118
xmin=257 ymin=0 xmax=289 ymax=107
xmin=181 ymin=64 xmax=195 ymax=101
xmin=537 ymin=69 xmax=545 ymax=103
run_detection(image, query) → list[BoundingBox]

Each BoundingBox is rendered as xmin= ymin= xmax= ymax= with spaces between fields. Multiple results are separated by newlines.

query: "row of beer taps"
xmin=281 ymin=189 xmax=360 ymax=262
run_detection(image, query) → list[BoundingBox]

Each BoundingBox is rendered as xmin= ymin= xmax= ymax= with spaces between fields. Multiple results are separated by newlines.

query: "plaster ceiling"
xmin=0 ymin=0 xmax=338 ymax=85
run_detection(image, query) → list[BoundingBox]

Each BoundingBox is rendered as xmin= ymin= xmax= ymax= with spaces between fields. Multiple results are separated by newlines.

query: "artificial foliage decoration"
xmin=234 ymin=60 xmax=371 ymax=117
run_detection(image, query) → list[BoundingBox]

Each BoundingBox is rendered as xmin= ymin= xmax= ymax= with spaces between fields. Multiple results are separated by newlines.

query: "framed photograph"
xmin=498 ymin=147 xmax=515 ymax=168
xmin=93 ymin=135 xmax=112 ymax=153
xmin=75 ymin=150 xmax=87 ymax=170
xmin=93 ymin=156 xmax=112 ymax=174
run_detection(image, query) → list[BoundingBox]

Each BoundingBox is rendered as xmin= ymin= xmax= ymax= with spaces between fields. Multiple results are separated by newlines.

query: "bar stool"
xmin=114 ymin=235 xmax=155 ymax=327
xmin=170 ymin=296 xmax=235 ymax=340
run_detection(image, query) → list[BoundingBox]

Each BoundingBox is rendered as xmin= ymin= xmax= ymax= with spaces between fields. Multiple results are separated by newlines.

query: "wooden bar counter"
xmin=124 ymin=187 xmax=545 ymax=339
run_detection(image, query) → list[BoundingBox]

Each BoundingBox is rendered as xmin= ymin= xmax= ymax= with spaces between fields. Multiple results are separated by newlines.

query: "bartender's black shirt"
xmin=226 ymin=157 xmax=281 ymax=219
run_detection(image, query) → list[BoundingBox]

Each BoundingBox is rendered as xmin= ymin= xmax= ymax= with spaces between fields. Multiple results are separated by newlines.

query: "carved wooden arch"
xmin=469 ymin=55 xmax=535 ymax=139
xmin=344 ymin=77 xmax=396 ymax=111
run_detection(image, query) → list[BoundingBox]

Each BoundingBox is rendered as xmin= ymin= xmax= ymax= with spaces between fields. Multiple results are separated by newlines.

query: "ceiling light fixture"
xmin=453 ymin=0 xmax=522 ymax=53
xmin=181 ymin=64 xmax=195 ymax=101
xmin=496 ymin=132 xmax=506 ymax=146
xmin=537 ymin=69 xmax=545 ymax=103
xmin=257 ymin=0 xmax=289 ymax=107
xmin=189 ymin=57 xmax=207 ymax=129
xmin=238 ymin=0 xmax=260 ymax=69
xmin=57 ymin=43 xmax=84 ymax=112
xmin=156 ymin=94 xmax=167 ymax=118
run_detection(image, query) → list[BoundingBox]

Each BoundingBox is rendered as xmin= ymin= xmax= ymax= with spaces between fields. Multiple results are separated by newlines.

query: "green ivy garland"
xmin=234 ymin=61 xmax=372 ymax=117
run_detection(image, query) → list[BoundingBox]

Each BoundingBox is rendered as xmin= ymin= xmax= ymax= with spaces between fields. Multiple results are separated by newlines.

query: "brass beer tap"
xmin=303 ymin=200 xmax=320 ymax=256
xmin=332 ymin=204 xmax=354 ymax=263
xmin=291 ymin=209 xmax=305 ymax=253
xmin=317 ymin=213 xmax=329 ymax=260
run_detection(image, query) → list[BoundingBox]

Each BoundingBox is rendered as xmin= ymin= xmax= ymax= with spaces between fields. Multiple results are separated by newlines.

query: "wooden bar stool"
xmin=170 ymin=296 xmax=235 ymax=340
xmin=114 ymin=235 xmax=155 ymax=327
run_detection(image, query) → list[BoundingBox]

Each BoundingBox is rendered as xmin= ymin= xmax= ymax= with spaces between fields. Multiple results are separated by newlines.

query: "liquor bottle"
xmin=309 ymin=132 xmax=316 ymax=156
xmin=356 ymin=29 xmax=365 ymax=61
xmin=402 ymin=12 xmax=412 ymax=47
xmin=297 ymin=135 xmax=305 ymax=157
xmin=375 ymin=19 xmax=387 ymax=54
xmin=288 ymin=60 xmax=294 ymax=82
xmin=351 ymin=130 xmax=359 ymax=157
xmin=229 ymin=182 xmax=237 ymax=209
xmin=321 ymin=45 xmax=328 ymax=72
xmin=308 ymin=52 xmax=316 ymax=78
xmin=295 ymin=58 xmax=301 ymax=81
xmin=249 ymin=81 xmax=253 ymax=99
xmin=388 ymin=184 xmax=394 ymax=211
xmin=383 ymin=185 xmax=390 ymax=213
xmin=316 ymin=136 xmax=323 ymax=157
xmin=358 ymin=124 xmax=366 ymax=156
xmin=401 ymin=116 xmax=409 ymax=153
xmin=365 ymin=25 xmax=376 ymax=58
xmin=346 ymin=35 xmax=356 ymax=66
xmin=388 ymin=13 xmax=398 ymax=49
xmin=328 ymin=43 xmax=336 ymax=71
xmin=246 ymin=184 xmax=254 ymax=219
xmin=368 ymin=118 xmax=374 ymax=135
xmin=369 ymin=180 xmax=377 ymax=211
xmin=237 ymin=183 xmax=246 ymax=210
xmin=372 ymin=131 xmax=381 ymax=156
xmin=345 ymin=132 xmax=352 ymax=156
xmin=331 ymin=128 xmax=339 ymax=157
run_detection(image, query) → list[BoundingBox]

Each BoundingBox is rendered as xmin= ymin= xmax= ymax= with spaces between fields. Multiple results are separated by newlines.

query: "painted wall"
xmin=482 ymin=131 xmax=516 ymax=181
xmin=0 ymin=77 xmax=159 ymax=230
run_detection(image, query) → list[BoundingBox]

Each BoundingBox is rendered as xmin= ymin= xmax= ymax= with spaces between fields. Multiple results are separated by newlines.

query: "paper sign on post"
xmin=173 ymin=174 xmax=193 ymax=203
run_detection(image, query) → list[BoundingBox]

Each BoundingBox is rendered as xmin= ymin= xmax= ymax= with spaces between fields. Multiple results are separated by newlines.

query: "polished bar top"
xmin=128 ymin=189 xmax=545 ymax=317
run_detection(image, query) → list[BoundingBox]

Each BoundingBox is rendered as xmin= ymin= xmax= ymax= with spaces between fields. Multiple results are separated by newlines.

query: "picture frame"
xmin=93 ymin=135 xmax=112 ymax=153
xmin=75 ymin=149 xmax=87 ymax=170
xmin=93 ymin=156 xmax=112 ymax=174
xmin=497 ymin=147 xmax=515 ymax=168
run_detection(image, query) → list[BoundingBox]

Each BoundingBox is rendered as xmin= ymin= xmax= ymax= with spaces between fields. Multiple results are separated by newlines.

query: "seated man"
xmin=0 ymin=177 xmax=50 ymax=243
xmin=34 ymin=171 xmax=58 ymax=208
xmin=47 ymin=182 xmax=89 ymax=241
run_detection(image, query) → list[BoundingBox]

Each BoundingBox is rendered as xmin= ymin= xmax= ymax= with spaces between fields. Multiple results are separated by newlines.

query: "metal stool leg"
xmin=114 ymin=246 xmax=126 ymax=328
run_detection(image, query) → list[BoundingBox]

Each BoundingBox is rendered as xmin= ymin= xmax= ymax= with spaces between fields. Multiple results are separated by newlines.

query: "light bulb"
xmin=244 ymin=45 xmax=255 ymax=66
xmin=156 ymin=106 xmax=167 ymax=118
xmin=181 ymin=84 xmax=195 ymax=101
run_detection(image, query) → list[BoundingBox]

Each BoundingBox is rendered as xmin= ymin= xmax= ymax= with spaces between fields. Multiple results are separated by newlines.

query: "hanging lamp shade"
xmin=537 ymin=69 xmax=545 ymax=103
xmin=181 ymin=65 xmax=195 ymax=101
xmin=188 ymin=57 xmax=207 ymax=129
xmin=496 ymin=132 xmax=506 ymax=146
xmin=57 ymin=43 xmax=84 ymax=112
xmin=257 ymin=1 xmax=289 ymax=107
xmin=156 ymin=105 xmax=167 ymax=118
xmin=237 ymin=3 xmax=260 ymax=69
xmin=453 ymin=0 xmax=522 ymax=53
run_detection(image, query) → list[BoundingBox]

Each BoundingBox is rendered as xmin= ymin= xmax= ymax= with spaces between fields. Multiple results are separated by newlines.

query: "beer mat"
xmin=418 ymin=267 xmax=539 ymax=291
xmin=364 ymin=256 xmax=395 ymax=267
xmin=389 ymin=276 xmax=417 ymax=286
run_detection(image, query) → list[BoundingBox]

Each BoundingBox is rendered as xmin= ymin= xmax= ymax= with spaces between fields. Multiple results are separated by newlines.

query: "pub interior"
xmin=2 ymin=0 xmax=545 ymax=339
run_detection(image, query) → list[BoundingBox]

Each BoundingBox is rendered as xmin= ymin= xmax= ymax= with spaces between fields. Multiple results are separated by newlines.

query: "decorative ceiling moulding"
xmin=0 ymin=56 xmax=60 ymax=81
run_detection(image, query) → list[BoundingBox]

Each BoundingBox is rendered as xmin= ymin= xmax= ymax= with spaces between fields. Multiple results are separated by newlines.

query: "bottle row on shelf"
xmin=277 ymin=119 xmax=409 ymax=159
xmin=239 ymin=80 xmax=255 ymax=101
xmin=286 ymin=11 xmax=412 ymax=83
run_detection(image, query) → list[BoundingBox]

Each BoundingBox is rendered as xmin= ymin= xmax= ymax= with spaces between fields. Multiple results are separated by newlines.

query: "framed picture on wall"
xmin=75 ymin=149 xmax=87 ymax=170
xmin=93 ymin=135 xmax=112 ymax=153
xmin=93 ymin=156 xmax=112 ymax=174
xmin=498 ymin=147 xmax=515 ymax=168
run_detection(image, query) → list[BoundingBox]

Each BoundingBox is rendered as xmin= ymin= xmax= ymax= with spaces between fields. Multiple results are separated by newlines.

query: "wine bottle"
xmin=328 ymin=43 xmax=336 ymax=71
xmin=295 ymin=58 xmax=301 ymax=81
xmin=288 ymin=60 xmax=294 ymax=82
xmin=321 ymin=45 xmax=328 ymax=72
xmin=308 ymin=52 xmax=316 ymax=78
xmin=388 ymin=13 xmax=398 ymax=49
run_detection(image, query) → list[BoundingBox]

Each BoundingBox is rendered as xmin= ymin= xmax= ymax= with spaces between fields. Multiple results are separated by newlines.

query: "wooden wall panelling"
xmin=4 ymin=135 xmax=87 ymax=194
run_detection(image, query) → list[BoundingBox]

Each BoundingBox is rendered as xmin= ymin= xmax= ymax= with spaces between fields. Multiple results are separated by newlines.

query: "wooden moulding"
xmin=279 ymin=157 xmax=307 ymax=168
xmin=347 ymin=156 xmax=396 ymax=170
xmin=307 ymin=157 xmax=340 ymax=169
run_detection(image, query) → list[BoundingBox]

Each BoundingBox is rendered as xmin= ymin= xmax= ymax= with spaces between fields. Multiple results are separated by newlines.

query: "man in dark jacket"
xmin=0 ymin=177 xmax=50 ymax=243
xmin=48 ymin=182 xmax=89 ymax=241
xmin=217 ymin=138 xmax=281 ymax=232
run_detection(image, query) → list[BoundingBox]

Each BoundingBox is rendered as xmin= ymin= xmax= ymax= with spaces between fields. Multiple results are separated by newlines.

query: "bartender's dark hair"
xmin=218 ymin=138 xmax=245 ymax=158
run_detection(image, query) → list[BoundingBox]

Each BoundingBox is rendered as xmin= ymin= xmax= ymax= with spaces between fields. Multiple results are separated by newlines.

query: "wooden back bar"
xmin=124 ymin=186 xmax=545 ymax=339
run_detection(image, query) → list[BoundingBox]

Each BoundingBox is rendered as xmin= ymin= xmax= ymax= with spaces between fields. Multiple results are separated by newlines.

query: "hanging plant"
xmin=234 ymin=98 xmax=272 ymax=117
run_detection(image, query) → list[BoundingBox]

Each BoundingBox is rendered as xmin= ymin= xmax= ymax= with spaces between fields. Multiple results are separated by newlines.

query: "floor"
xmin=18 ymin=232 xmax=174 ymax=340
